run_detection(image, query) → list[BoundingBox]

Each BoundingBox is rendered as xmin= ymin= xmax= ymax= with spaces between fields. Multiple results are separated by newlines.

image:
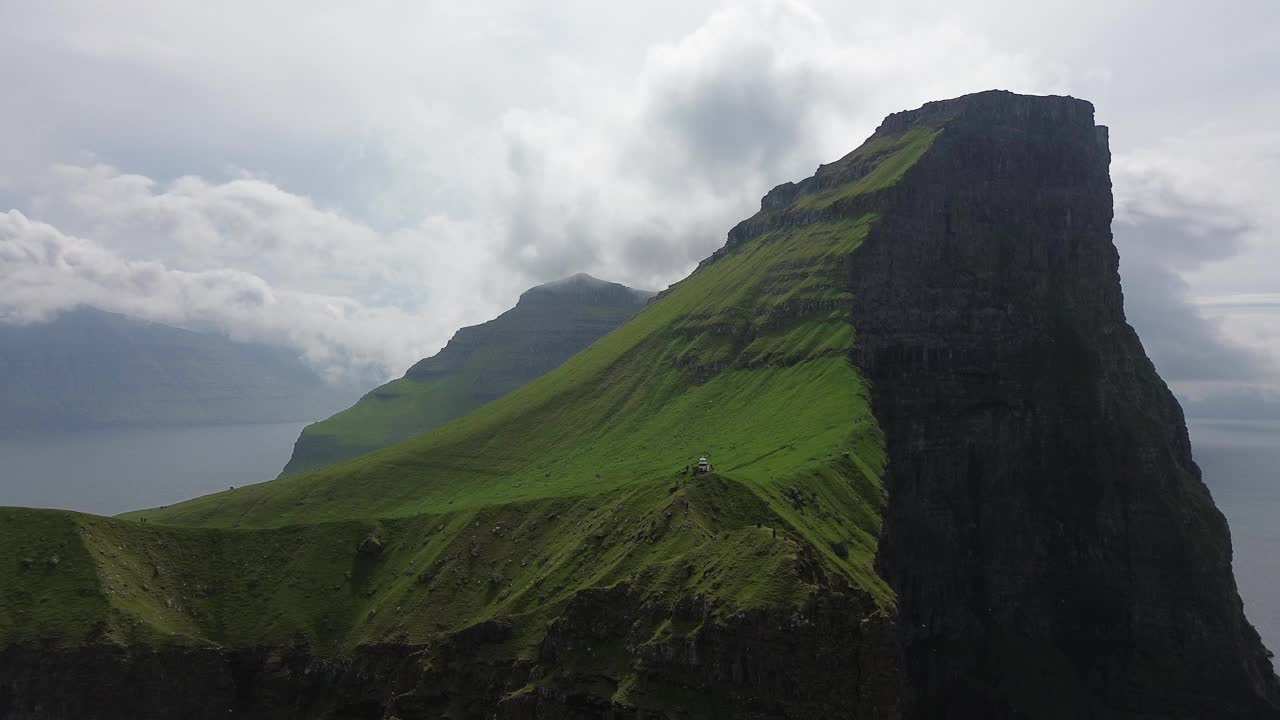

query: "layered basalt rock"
xmin=0 ymin=587 xmax=901 ymax=720
xmin=846 ymin=91 xmax=1280 ymax=718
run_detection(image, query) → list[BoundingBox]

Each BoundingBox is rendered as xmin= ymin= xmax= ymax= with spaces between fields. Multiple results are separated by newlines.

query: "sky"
xmin=0 ymin=0 xmax=1277 ymax=412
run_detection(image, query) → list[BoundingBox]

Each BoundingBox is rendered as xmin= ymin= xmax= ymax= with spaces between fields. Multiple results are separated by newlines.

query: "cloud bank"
xmin=0 ymin=209 xmax=438 ymax=383
xmin=0 ymin=1 xmax=1276 ymax=409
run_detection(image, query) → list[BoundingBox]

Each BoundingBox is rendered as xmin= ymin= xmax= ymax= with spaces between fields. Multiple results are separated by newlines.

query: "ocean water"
xmin=1189 ymin=419 xmax=1280 ymax=658
xmin=0 ymin=418 xmax=1274 ymax=659
xmin=0 ymin=422 xmax=306 ymax=516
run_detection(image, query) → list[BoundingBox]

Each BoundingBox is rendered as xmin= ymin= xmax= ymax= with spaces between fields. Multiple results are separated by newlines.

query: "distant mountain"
xmin=280 ymin=273 xmax=652 ymax=474
xmin=0 ymin=307 xmax=359 ymax=435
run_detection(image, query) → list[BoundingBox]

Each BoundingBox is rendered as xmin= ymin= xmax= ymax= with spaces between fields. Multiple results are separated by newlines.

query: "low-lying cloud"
xmin=0 ymin=0 xmax=1276 ymax=416
xmin=0 ymin=2 xmax=1039 ymax=382
xmin=0 ymin=209 xmax=443 ymax=383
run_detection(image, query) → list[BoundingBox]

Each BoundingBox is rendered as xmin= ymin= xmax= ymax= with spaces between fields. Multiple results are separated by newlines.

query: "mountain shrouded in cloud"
xmin=0 ymin=306 xmax=360 ymax=434
xmin=281 ymin=273 xmax=652 ymax=475
xmin=0 ymin=209 xmax=443 ymax=384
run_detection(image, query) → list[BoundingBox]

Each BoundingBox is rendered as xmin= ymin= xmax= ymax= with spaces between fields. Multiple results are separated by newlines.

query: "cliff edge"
xmin=852 ymin=90 xmax=1278 ymax=717
xmin=1 ymin=91 xmax=1275 ymax=719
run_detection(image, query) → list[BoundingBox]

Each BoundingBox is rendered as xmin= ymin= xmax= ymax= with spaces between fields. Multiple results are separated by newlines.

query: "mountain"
xmin=0 ymin=307 xmax=358 ymax=434
xmin=2 ymin=92 xmax=1277 ymax=719
xmin=281 ymin=273 xmax=652 ymax=475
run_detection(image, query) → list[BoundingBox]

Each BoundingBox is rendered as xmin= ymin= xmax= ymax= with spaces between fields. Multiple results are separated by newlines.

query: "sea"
xmin=0 ymin=418 xmax=1274 ymax=656
xmin=0 ymin=422 xmax=306 ymax=516
xmin=1188 ymin=419 xmax=1280 ymax=658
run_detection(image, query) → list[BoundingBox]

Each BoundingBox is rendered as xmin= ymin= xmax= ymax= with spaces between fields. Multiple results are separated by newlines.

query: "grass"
xmin=1 ymin=122 xmax=937 ymax=667
xmin=283 ymin=374 xmax=478 ymax=473
xmin=1 ymin=468 xmax=885 ymax=652
xmin=129 ymin=214 xmax=884 ymax=531
xmin=282 ymin=287 xmax=644 ymax=475
xmin=795 ymin=127 xmax=938 ymax=210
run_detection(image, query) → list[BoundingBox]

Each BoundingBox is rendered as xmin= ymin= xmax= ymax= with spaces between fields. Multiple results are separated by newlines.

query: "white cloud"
xmin=1112 ymin=125 xmax=1280 ymax=388
xmin=0 ymin=1 xmax=1041 ymax=381
xmin=0 ymin=0 xmax=1277 ymax=412
xmin=465 ymin=1 xmax=1039 ymax=289
xmin=0 ymin=203 xmax=505 ymax=384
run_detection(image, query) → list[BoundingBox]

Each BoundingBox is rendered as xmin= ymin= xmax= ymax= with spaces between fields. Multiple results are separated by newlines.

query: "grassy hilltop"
xmin=1 ymin=117 xmax=938 ymax=661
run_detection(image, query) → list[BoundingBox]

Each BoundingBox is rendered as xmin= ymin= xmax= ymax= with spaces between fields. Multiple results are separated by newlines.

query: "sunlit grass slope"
xmin=5 ymin=466 xmax=880 ymax=651
xmin=4 ymin=121 xmax=936 ymax=651
xmin=138 ymin=214 xmax=883 ymax=529
xmin=281 ymin=275 xmax=648 ymax=475
xmin=281 ymin=374 xmax=475 ymax=474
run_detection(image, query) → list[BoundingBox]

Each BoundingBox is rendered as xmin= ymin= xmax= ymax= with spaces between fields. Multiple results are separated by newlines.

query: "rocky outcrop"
xmin=844 ymin=91 xmax=1280 ymax=718
xmin=0 ymin=586 xmax=900 ymax=720
xmin=0 ymin=642 xmax=420 ymax=720
xmin=502 ymin=587 xmax=901 ymax=720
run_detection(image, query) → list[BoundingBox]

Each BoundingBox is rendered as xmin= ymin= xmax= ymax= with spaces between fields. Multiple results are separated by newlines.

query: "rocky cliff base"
xmin=1 ymin=587 xmax=900 ymax=720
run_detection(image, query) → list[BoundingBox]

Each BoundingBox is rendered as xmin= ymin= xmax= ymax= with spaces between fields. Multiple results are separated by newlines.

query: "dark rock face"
xmin=0 ymin=588 xmax=900 ymax=719
xmin=0 ymin=642 xmax=421 ymax=720
xmin=847 ymin=91 xmax=1280 ymax=718
xmin=500 ymin=587 xmax=901 ymax=720
xmin=356 ymin=535 xmax=383 ymax=557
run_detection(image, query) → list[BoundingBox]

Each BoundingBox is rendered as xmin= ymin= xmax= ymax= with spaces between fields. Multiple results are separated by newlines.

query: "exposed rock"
xmin=0 ymin=583 xmax=899 ymax=719
xmin=357 ymin=535 xmax=384 ymax=557
xmin=841 ymin=90 xmax=1280 ymax=718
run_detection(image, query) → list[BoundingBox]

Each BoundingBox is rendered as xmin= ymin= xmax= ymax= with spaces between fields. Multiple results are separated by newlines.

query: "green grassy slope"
xmin=139 ymin=214 xmax=882 ymax=526
xmin=280 ymin=374 xmax=471 ymax=474
xmin=3 ymin=120 xmax=938 ymax=653
xmin=4 ymin=469 xmax=876 ymax=653
xmin=281 ymin=274 xmax=649 ymax=475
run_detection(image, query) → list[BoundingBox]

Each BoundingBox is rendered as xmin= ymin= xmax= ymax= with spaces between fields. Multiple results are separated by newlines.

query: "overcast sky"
xmin=0 ymin=1 xmax=1276 ymax=411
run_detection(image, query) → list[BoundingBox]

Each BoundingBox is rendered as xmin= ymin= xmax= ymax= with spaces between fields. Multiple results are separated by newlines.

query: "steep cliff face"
xmin=282 ymin=274 xmax=652 ymax=475
xmin=2 ymin=92 xmax=1275 ymax=719
xmin=844 ymin=91 xmax=1279 ymax=718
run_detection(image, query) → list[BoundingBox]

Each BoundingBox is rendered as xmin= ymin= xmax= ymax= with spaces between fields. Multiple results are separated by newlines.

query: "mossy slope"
xmin=138 ymin=214 xmax=882 ymax=531
xmin=3 ymin=120 xmax=942 ymax=655
xmin=282 ymin=274 xmax=650 ymax=475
